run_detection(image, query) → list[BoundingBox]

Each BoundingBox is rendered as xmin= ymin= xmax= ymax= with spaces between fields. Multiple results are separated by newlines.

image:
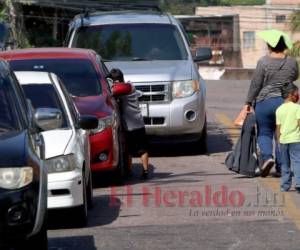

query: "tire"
xmin=86 ymin=170 xmax=94 ymax=209
xmin=114 ymin=136 xmax=125 ymax=184
xmin=26 ymin=225 xmax=48 ymax=250
xmin=73 ymin=170 xmax=88 ymax=227
xmin=195 ymin=117 xmax=208 ymax=154
xmin=0 ymin=241 xmax=9 ymax=250
xmin=18 ymin=217 xmax=48 ymax=250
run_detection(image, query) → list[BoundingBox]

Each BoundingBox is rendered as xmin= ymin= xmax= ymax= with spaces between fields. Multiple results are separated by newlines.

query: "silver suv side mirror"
xmin=34 ymin=108 xmax=63 ymax=131
xmin=194 ymin=47 xmax=212 ymax=62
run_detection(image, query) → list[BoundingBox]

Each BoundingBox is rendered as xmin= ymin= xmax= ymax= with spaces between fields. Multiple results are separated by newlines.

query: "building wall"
xmin=270 ymin=0 xmax=300 ymax=5
xmin=178 ymin=15 xmax=243 ymax=67
xmin=196 ymin=3 xmax=300 ymax=68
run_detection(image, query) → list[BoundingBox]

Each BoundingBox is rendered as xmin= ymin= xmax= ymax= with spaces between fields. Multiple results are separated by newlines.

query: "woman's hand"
xmin=244 ymin=104 xmax=254 ymax=113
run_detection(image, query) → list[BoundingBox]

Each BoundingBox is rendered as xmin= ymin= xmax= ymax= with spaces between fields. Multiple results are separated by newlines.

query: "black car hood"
xmin=0 ymin=130 xmax=27 ymax=166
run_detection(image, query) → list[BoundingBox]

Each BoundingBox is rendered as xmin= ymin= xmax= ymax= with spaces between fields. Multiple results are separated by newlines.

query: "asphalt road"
xmin=48 ymin=80 xmax=300 ymax=250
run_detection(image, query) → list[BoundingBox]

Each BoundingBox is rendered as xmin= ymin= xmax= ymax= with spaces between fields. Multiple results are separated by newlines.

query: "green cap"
xmin=257 ymin=29 xmax=293 ymax=49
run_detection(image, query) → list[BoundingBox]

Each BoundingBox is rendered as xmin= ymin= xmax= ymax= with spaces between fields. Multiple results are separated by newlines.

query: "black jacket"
xmin=225 ymin=113 xmax=259 ymax=177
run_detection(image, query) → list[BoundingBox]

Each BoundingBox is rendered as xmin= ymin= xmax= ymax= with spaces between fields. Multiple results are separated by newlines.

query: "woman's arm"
xmin=246 ymin=59 xmax=265 ymax=105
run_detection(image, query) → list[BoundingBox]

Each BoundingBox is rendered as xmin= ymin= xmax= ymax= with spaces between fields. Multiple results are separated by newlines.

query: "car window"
xmin=58 ymin=78 xmax=80 ymax=125
xmin=72 ymin=24 xmax=188 ymax=61
xmin=9 ymin=71 xmax=30 ymax=126
xmin=0 ymin=73 xmax=22 ymax=132
xmin=10 ymin=59 xmax=102 ymax=97
xmin=22 ymin=84 xmax=68 ymax=128
xmin=96 ymin=55 xmax=112 ymax=93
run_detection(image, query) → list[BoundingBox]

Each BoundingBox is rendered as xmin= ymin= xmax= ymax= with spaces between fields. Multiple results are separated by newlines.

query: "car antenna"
xmin=84 ymin=8 xmax=90 ymax=18
xmin=80 ymin=8 xmax=90 ymax=27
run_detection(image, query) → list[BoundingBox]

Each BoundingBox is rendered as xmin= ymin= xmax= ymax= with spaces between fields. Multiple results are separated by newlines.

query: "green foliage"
xmin=219 ymin=0 xmax=265 ymax=5
xmin=289 ymin=11 xmax=300 ymax=62
xmin=291 ymin=11 xmax=300 ymax=33
xmin=0 ymin=2 xmax=7 ymax=21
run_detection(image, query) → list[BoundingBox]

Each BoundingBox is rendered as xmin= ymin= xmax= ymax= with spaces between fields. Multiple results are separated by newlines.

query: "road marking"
xmin=216 ymin=112 xmax=300 ymax=230
xmin=215 ymin=113 xmax=240 ymax=143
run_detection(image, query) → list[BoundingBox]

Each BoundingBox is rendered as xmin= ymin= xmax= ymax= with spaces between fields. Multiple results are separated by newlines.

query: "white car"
xmin=14 ymin=71 xmax=98 ymax=226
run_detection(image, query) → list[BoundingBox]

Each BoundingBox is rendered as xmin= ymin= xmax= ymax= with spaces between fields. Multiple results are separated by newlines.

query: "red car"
xmin=0 ymin=48 xmax=130 ymax=179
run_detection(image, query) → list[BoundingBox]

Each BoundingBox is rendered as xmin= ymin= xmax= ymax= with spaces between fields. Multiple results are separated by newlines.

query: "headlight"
xmin=46 ymin=155 xmax=76 ymax=173
xmin=172 ymin=80 xmax=199 ymax=98
xmin=0 ymin=167 xmax=33 ymax=189
xmin=91 ymin=116 xmax=113 ymax=134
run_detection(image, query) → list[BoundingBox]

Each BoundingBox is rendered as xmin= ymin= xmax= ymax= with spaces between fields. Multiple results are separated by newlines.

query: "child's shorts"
xmin=125 ymin=127 xmax=148 ymax=156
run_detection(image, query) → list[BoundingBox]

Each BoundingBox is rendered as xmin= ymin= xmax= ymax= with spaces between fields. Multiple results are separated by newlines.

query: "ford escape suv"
xmin=67 ymin=9 xmax=212 ymax=149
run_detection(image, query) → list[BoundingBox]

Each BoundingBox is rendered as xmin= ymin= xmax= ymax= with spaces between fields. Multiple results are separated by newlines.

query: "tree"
xmin=289 ymin=11 xmax=300 ymax=55
xmin=291 ymin=11 xmax=300 ymax=33
xmin=3 ymin=0 xmax=30 ymax=48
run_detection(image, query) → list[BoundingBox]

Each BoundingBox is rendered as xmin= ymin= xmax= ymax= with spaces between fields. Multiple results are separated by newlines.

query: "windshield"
xmin=10 ymin=59 xmax=102 ymax=97
xmin=73 ymin=24 xmax=188 ymax=61
xmin=22 ymin=84 xmax=68 ymax=128
xmin=0 ymin=74 xmax=22 ymax=132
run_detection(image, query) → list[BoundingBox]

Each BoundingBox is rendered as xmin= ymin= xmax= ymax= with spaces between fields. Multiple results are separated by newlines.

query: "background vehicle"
xmin=15 ymin=71 xmax=98 ymax=226
xmin=0 ymin=48 xmax=131 ymax=180
xmin=67 ymin=9 xmax=212 ymax=150
xmin=0 ymin=60 xmax=60 ymax=249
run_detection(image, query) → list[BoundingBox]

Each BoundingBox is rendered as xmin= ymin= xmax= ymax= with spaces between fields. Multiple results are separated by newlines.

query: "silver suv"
xmin=67 ymin=9 xmax=211 ymax=148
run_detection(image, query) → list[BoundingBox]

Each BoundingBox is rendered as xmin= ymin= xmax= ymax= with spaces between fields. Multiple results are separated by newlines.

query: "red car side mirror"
xmin=112 ymin=83 xmax=132 ymax=97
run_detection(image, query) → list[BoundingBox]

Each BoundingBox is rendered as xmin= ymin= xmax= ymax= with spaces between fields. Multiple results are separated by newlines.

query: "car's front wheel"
xmin=87 ymin=170 xmax=94 ymax=209
xmin=15 ymin=217 xmax=48 ymax=250
xmin=73 ymin=170 xmax=88 ymax=227
xmin=114 ymin=135 xmax=125 ymax=184
xmin=26 ymin=223 xmax=48 ymax=250
xmin=195 ymin=116 xmax=207 ymax=154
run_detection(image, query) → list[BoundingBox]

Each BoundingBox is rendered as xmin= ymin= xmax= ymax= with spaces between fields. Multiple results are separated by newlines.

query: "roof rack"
xmin=46 ymin=1 xmax=162 ymax=13
xmin=83 ymin=1 xmax=162 ymax=13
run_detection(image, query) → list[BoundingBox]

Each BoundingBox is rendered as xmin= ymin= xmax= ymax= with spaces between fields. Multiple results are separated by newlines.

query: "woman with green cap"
xmin=245 ymin=29 xmax=299 ymax=177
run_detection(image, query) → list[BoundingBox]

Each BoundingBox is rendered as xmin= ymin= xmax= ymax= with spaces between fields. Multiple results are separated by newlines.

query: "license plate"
xmin=139 ymin=103 xmax=149 ymax=117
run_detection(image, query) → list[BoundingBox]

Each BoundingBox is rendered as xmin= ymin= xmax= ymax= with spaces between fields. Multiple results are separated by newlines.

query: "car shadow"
xmin=92 ymin=164 xmax=155 ymax=188
xmin=47 ymin=195 xmax=121 ymax=230
xmin=87 ymin=195 xmax=121 ymax=228
xmin=125 ymin=165 xmax=204 ymax=186
xmin=48 ymin=235 xmax=96 ymax=250
xmin=146 ymin=121 xmax=233 ymax=157
xmin=206 ymin=121 xmax=233 ymax=154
